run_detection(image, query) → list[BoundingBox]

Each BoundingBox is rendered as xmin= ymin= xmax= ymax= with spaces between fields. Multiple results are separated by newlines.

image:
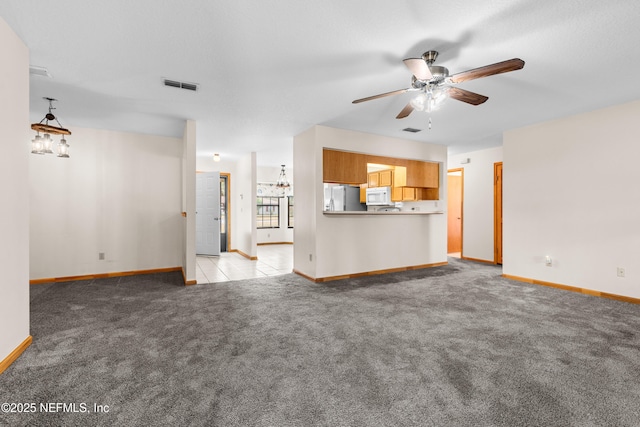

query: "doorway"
xmin=196 ymin=172 xmax=221 ymax=256
xmin=220 ymin=173 xmax=230 ymax=252
xmin=447 ymin=169 xmax=463 ymax=257
xmin=494 ymin=162 xmax=503 ymax=264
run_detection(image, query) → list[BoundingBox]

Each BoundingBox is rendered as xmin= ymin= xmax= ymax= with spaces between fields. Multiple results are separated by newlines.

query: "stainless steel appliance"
xmin=324 ymin=184 xmax=366 ymax=211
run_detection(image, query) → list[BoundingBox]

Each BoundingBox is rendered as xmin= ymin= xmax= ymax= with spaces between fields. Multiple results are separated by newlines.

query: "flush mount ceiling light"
xmin=276 ymin=165 xmax=290 ymax=188
xmin=31 ymin=97 xmax=71 ymax=158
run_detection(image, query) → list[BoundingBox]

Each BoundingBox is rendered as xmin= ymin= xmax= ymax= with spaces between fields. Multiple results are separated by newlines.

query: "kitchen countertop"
xmin=323 ymin=210 xmax=443 ymax=215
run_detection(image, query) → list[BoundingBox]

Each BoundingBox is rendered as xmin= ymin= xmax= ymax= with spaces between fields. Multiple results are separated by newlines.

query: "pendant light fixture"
xmin=276 ymin=165 xmax=290 ymax=188
xmin=31 ymin=97 xmax=72 ymax=158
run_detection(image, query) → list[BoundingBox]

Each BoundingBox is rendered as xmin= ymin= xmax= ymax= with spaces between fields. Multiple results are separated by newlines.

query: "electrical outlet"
xmin=99 ymin=252 xmax=105 ymax=260
xmin=617 ymin=267 xmax=625 ymax=278
xmin=545 ymin=256 xmax=552 ymax=267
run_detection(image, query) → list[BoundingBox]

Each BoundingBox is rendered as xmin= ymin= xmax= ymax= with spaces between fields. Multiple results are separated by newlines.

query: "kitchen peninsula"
xmin=293 ymin=125 xmax=448 ymax=282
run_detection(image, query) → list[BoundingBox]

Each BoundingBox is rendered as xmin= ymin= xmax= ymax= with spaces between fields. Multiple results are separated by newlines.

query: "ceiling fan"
xmin=352 ymin=51 xmax=525 ymax=119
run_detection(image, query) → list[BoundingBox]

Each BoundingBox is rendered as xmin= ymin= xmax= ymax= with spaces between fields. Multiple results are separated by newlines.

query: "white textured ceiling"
xmin=2 ymin=1 xmax=640 ymax=166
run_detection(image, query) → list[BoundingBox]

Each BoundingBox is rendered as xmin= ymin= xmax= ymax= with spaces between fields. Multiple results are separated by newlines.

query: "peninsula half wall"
xmin=293 ymin=125 xmax=448 ymax=281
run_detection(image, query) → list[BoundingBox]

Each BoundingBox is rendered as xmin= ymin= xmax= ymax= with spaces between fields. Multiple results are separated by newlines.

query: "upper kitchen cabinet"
xmin=323 ymin=149 xmax=367 ymax=184
xmin=368 ymin=169 xmax=393 ymax=188
xmin=406 ymin=160 xmax=439 ymax=188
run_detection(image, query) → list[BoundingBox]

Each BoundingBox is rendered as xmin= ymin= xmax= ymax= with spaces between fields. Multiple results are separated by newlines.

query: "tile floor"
xmin=196 ymin=244 xmax=293 ymax=284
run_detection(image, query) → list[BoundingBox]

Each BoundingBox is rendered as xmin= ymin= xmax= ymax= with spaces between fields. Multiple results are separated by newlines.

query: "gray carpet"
xmin=1 ymin=258 xmax=639 ymax=426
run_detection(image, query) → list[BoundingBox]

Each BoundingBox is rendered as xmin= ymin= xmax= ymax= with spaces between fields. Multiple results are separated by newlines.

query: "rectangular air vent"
xmin=163 ymin=78 xmax=199 ymax=91
xmin=402 ymin=127 xmax=422 ymax=133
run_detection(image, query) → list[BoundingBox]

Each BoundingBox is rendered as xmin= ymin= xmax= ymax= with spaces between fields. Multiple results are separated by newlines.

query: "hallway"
xmin=196 ymin=244 xmax=293 ymax=284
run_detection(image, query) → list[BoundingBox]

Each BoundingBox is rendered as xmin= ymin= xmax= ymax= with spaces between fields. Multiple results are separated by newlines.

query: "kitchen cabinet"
xmin=323 ymin=149 xmax=367 ymax=184
xmin=392 ymin=167 xmax=407 ymax=187
xmin=392 ymin=187 xmax=416 ymax=201
xmin=379 ymin=169 xmax=392 ymax=186
xmin=368 ymin=171 xmax=379 ymax=188
xmin=360 ymin=184 xmax=367 ymax=203
xmin=323 ymin=148 xmax=440 ymax=200
xmin=392 ymin=186 xmax=439 ymax=201
xmin=406 ymin=160 xmax=439 ymax=188
xmin=368 ymin=169 xmax=393 ymax=188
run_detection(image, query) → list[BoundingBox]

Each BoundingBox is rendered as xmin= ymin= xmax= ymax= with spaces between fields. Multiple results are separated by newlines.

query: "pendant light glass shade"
xmin=410 ymin=86 xmax=448 ymax=113
xmin=42 ymin=133 xmax=54 ymax=154
xmin=57 ymin=138 xmax=70 ymax=158
xmin=31 ymin=134 xmax=44 ymax=154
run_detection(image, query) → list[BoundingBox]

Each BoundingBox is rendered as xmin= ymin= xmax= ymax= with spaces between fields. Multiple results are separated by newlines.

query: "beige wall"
xmin=182 ymin=120 xmax=197 ymax=283
xmin=0 ymin=16 xmax=30 ymax=364
xmin=235 ymin=152 xmax=257 ymax=258
xmin=30 ymin=126 xmax=184 ymax=280
xmin=504 ymin=100 xmax=640 ymax=297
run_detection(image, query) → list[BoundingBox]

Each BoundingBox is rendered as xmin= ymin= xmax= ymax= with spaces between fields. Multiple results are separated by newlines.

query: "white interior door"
xmin=196 ymin=172 xmax=220 ymax=256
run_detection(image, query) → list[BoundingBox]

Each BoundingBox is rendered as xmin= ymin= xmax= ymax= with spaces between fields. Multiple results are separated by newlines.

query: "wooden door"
xmin=494 ymin=162 xmax=503 ymax=264
xmin=447 ymin=170 xmax=463 ymax=254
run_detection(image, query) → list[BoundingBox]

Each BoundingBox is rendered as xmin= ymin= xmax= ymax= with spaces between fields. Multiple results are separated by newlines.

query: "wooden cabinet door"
xmin=379 ymin=169 xmax=393 ymax=187
xmin=393 ymin=166 xmax=407 ymax=187
xmin=403 ymin=187 xmax=417 ymax=201
xmin=323 ymin=149 xmax=367 ymax=184
xmin=391 ymin=187 xmax=403 ymax=202
xmin=406 ymin=161 xmax=439 ymax=188
xmin=360 ymin=184 xmax=367 ymax=203
xmin=368 ymin=172 xmax=379 ymax=188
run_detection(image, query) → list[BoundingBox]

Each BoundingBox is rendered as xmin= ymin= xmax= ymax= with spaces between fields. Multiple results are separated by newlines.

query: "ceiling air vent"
xmin=163 ymin=78 xmax=199 ymax=92
xmin=402 ymin=127 xmax=422 ymax=133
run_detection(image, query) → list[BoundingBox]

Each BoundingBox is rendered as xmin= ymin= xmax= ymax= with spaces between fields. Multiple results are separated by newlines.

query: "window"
xmin=257 ymin=197 xmax=280 ymax=228
xmin=287 ymin=196 xmax=294 ymax=228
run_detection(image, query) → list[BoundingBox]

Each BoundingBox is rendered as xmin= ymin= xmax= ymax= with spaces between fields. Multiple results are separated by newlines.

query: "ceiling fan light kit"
xmin=352 ymin=50 xmax=525 ymax=124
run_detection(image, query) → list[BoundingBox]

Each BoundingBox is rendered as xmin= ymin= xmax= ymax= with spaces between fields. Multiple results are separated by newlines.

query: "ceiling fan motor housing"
xmin=418 ymin=51 xmax=449 ymax=83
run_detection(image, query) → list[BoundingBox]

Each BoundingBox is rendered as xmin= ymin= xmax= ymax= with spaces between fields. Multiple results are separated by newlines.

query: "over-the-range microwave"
xmin=365 ymin=186 xmax=392 ymax=206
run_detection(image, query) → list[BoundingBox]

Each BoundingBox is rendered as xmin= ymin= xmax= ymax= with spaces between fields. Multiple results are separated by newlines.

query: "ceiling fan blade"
xmin=352 ymin=88 xmax=409 ymax=104
xmin=396 ymin=103 xmax=414 ymax=119
xmin=446 ymin=87 xmax=489 ymax=105
xmin=403 ymin=58 xmax=433 ymax=81
xmin=449 ymin=58 xmax=525 ymax=84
